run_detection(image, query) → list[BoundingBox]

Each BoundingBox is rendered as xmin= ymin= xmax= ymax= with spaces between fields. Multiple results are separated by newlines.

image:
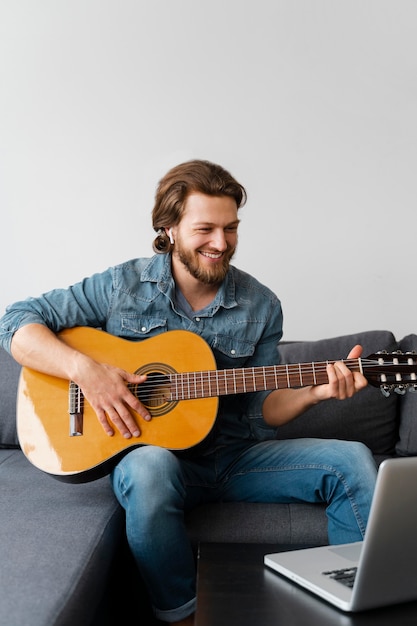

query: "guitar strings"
xmin=69 ymin=357 xmax=416 ymax=404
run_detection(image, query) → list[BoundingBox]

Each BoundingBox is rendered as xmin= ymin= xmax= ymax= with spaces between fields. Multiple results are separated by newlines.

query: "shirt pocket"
xmin=212 ymin=334 xmax=256 ymax=369
xmin=119 ymin=315 xmax=168 ymax=340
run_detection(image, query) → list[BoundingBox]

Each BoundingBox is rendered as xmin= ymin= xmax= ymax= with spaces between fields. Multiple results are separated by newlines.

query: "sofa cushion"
xmin=395 ymin=334 xmax=417 ymax=456
xmin=276 ymin=330 xmax=399 ymax=455
xmin=0 ymin=348 xmax=20 ymax=447
xmin=0 ymin=450 xmax=124 ymax=626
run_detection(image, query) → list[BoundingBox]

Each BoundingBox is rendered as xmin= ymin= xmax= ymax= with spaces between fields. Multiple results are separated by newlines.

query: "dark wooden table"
xmin=195 ymin=543 xmax=417 ymax=626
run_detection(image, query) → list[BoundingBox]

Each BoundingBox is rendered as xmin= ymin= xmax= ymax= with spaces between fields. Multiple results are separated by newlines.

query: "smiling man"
xmin=0 ymin=159 xmax=377 ymax=625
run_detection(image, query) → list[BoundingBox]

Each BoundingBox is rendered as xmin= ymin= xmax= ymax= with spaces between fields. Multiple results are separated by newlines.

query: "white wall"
xmin=1 ymin=0 xmax=416 ymax=341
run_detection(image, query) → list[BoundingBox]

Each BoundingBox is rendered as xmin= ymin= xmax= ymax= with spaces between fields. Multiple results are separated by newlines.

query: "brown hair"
xmin=152 ymin=159 xmax=247 ymax=253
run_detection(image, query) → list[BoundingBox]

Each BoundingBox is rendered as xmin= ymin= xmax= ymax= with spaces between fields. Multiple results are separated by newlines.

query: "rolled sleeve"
xmin=0 ymin=268 xmax=115 ymax=354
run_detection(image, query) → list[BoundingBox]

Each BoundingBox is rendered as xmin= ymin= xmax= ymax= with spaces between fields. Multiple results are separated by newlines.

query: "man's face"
xmin=172 ymin=192 xmax=239 ymax=285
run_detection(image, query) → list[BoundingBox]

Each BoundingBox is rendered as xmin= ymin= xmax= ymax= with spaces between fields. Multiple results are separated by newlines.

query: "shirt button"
xmin=231 ymin=349 xmax=236 ymax=355
xmin=195 ymin=317 xmax=201 ymax=322
xmin=141 ymin=326 xmax=147 ymax=332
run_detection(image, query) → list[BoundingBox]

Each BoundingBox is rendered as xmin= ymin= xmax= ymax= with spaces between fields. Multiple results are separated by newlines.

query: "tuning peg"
xmin=394 ymin=385 xmax=407 ymax=395
xmin=380 ymin=385 xmax=392 ymax=397
xmin=409 ymin=384 xmax=417 ymax=393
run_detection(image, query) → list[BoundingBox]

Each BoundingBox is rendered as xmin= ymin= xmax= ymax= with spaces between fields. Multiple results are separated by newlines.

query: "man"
xmin=0 ymin=160 xmax=377 ymax=625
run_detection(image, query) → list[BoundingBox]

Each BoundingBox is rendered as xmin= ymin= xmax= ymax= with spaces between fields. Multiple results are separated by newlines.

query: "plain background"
xmin=1 ymin=0 xmax=415 ymax=341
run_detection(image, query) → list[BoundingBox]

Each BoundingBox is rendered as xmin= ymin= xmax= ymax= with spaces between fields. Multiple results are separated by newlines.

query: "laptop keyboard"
xmin=322 ymin=566 xmax=357 ymax=588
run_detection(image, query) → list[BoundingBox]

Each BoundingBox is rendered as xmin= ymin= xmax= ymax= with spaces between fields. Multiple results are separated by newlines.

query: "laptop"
xmin=264 ymin=456 xmax=417 ymax=612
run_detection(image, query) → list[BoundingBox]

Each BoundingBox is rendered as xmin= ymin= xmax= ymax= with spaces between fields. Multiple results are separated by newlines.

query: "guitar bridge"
xmin=69 ymin=381 xmax=83 ymax=436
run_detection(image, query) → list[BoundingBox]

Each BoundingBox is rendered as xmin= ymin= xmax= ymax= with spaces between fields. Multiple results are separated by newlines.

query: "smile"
xmin=200 ymin=251 xmax=223 ymax=259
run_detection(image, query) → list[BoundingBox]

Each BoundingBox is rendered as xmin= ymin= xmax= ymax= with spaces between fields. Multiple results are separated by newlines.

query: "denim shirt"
xmin=0 ymin=254 xmax=283 ymax=447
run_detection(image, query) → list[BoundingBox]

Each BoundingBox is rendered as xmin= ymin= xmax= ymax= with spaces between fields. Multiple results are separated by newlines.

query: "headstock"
xmin=363 ymin=350 xmax=417 ymax=396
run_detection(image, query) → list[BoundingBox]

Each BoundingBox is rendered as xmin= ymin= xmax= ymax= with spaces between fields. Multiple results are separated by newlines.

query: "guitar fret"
xmin=286 ymin=365 xmax=297 ymax=388
xmin=209 ymin=372 xmax=213 ymax=397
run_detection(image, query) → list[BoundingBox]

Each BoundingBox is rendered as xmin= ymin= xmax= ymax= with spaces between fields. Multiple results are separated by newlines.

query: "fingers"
xmin=84 ymin=369 xmax=152 ymax=439
xmin=346 ymin=344 xmax=363 ymax=359
xmin=98 ymin=401 xmax=142 ymax=439
xmin=326 ymin=346 xmax=367 ymax=399
xmin=326 ymin=361 xmax=356 ymax=399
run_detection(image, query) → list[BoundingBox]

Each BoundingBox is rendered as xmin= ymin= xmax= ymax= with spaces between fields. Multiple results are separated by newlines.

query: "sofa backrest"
xmin=396 ymin=334 xmax=417 ymax=456
xmin=0 ymin=348 xmax=20 ymax=447
xmin=277 ymin=330 xmax=400 ymax=456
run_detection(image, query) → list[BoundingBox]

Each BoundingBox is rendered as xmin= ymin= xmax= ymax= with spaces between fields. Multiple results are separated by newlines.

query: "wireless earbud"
xmin=167 ymin=229 xmax=174 ymax=244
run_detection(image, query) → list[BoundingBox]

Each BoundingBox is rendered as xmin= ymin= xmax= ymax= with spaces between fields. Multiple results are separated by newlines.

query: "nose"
xmin=210 ymin=229 xmax=228 ymax=251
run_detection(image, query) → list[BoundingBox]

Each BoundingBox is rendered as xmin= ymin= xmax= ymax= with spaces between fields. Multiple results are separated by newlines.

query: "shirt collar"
xmin=141 ymin=253 xmax=238 ymax=311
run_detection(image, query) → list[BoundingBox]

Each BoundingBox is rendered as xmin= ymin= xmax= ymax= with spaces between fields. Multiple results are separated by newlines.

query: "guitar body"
xmin=17 ymin=328 xmax=218 ymax=482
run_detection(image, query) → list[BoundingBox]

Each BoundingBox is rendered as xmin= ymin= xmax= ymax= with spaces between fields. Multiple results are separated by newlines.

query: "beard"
xmin=175 ymin=241 xmax=236 ymax=285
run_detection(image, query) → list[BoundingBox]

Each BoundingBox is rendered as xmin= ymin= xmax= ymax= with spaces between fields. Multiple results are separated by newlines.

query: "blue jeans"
xmin=111 ymin=438 xmax=377 ymax=623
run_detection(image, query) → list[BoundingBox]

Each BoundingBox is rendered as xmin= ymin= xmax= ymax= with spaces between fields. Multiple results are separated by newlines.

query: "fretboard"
xmin=169 ymin=358 xmax=361 ymax=401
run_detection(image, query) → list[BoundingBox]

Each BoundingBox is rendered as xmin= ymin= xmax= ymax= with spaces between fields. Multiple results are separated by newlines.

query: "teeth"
xmin=201 ymin=252 xmax=222 ymax=259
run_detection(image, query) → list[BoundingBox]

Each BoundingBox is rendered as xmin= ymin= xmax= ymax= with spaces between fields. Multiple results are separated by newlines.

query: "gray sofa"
xmin=1 ymin=329 xmax=416 ymax=625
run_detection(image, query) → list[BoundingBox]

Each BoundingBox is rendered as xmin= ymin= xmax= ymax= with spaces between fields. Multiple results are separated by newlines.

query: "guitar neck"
xmin=169 ymin=358 xmax=362 ymax=400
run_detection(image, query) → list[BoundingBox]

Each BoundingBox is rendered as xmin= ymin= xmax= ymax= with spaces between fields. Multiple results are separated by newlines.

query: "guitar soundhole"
xmin=133 ymin=363 xmax=176 ymax=417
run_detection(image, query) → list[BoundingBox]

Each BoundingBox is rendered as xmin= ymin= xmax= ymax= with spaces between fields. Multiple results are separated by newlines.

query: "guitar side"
xmin=17 ymin=328 xmax=218 ymax=482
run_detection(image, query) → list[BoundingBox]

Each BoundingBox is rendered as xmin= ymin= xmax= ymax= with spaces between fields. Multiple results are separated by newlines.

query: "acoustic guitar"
xmin=17 ymin=327 xmax=417 ymax=482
